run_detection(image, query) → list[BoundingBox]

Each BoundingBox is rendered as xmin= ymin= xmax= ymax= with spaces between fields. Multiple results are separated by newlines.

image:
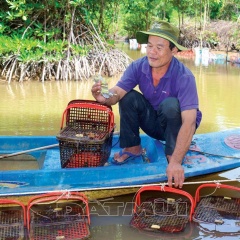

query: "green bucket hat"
xmin=136 ymin=21 xmax=187 ymax=51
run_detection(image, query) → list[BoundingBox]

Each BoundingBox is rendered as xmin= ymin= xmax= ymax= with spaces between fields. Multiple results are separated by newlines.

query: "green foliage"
xmin=0 ymin=0 xmax=239 ymax=55
xmin=106 ymin=39 xmax=115 ymax=45
xmin=230 ymin=25 xmax=240 ymax=49
xmin=69 ymin=0 xmax=85 ymax=7
xmin=123 ymin=13 xmax=147 ymax=38
xmin=204 ymin=30 xmax=219 ymax=48
xmin=1 ymin=0 xmax=239 ymax=41
xmin=122 ymin=0 xmax=175 ymax=37
xmin=209 ymin=0 xmax=222 ymax=19
xmin=70 ymin=44 xmax=91 ymax=56
xmin=0 ymin=34 xmax=91 ymax=64
xmin=5 ymin=0 xmax=30 ymax=21
xmin=218 ymin=3 xmax=239 ymax=21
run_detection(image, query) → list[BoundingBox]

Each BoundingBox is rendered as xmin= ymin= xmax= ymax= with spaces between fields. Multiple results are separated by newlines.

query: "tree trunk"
xmin=99 ymin=0 xmax=105 ymax=32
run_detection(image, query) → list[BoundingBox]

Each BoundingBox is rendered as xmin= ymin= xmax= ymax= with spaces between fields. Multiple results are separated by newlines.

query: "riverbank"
xmin=175 ymin=48 xmax=240 ymax=63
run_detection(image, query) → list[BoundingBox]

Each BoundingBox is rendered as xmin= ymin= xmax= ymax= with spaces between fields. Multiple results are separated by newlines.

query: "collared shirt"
xmin=116 ymin=56 xmax=202 ymax=127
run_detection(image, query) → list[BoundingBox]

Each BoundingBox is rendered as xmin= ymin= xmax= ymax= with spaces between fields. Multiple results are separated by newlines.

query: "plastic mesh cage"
xmin=0 ymin=199 xmax=26 ymax=240
xmin=193 ymin=183 xmax=240 ymax=225
xmin=27 ymin=192 xmax=90 ymax=240
xmin=130 ymin=186 xmax=195 ymax=233
xmin=57 ymin=100 xmax=114 ymax=168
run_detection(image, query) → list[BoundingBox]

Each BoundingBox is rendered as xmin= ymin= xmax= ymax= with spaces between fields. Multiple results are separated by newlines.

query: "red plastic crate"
xmin=57 ymin=100 xmax=114 ymax=168
xmin=0 ymin=199 xmax=26 ymax=240
xmin=130 ymin=186 xmax=195 ymax=233
xmin=193 ymin=183 xmax=240 ymax=227
xmin=27 ymin=192 xmax=90 ymax=240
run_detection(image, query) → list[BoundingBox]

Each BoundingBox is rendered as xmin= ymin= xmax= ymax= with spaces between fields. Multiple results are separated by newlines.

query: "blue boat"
xmin=0 ymin=128 xmax=240 ymax=197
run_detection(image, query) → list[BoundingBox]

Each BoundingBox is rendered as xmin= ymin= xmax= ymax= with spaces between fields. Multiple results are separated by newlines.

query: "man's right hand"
xmin=91 ymin=81 xmax=106 ymax=104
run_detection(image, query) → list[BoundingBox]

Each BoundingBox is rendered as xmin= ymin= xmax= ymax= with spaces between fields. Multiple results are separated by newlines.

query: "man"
xmin=91 ymin=21 xmax=202 ymax=188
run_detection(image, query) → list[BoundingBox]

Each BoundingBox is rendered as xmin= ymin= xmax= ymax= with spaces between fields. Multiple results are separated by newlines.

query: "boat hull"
xmin=0 ymin=128 xmax=240 ymax=196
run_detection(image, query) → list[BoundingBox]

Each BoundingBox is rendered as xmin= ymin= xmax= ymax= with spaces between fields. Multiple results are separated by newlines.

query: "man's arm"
xmin=166 ymin=109 xmax=197 ymax=188
xmin=91 ymin=82 xmax=126 ymax=105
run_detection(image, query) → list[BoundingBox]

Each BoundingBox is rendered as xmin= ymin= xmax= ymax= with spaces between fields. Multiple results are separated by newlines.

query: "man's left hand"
xmin=166 ymin=161 xmax=185 ymax=188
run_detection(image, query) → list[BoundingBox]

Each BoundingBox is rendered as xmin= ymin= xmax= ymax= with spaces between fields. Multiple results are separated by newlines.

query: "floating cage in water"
xmin=0 ymin=199 xmax=26 ymax=240
xmin=193 ymin=183 xmax=240 ymax=232
xmin=130 ymin=186 xmax=195 ymax=233
xmin=27 ymin=192 xmax=90 ymax=240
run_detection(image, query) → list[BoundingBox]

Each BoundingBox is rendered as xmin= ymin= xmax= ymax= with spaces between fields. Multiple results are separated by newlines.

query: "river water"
xmin=0 ymin=44 xmax=240 ymax=239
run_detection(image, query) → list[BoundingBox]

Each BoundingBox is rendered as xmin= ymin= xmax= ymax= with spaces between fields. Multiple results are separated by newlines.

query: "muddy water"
xmin=0 ymin=45 xmax=240 ymax=239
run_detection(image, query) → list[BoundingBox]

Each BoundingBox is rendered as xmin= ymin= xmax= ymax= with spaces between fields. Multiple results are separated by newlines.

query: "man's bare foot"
xmin=114 ymin=145 xmax=142 ymax=163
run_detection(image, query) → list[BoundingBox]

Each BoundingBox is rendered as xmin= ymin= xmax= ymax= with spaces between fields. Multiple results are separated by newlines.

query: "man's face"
xmin=146 ymin=35 xmax=177 ymax=69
